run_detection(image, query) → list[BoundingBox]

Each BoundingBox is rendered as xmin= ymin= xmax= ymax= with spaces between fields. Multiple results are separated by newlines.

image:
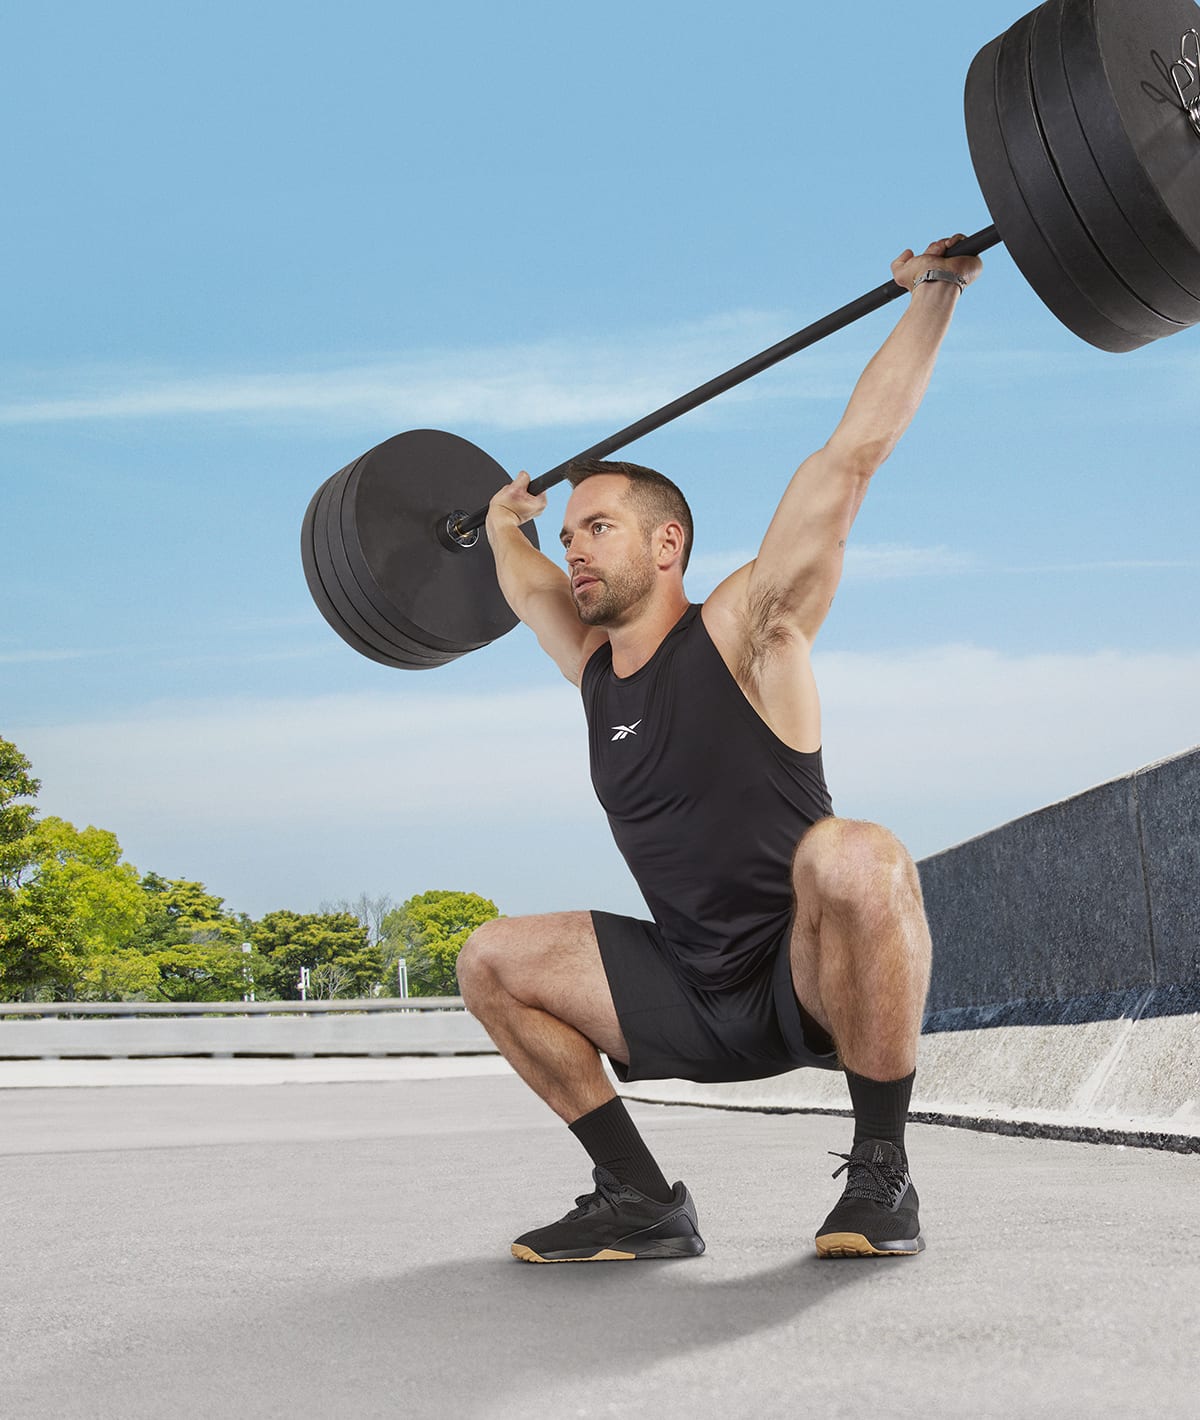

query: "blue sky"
xmin=5 ymin=0 xmax=1198 ymax=922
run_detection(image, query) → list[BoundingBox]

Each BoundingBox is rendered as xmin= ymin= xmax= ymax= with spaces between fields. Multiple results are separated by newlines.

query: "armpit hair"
xmin=737 ymin=582 xmax=798 ymax=686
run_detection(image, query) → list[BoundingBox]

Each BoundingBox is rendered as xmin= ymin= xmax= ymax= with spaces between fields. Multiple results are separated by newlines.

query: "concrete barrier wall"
xmin=919 ymin=745 xmax=1199 ymax=1017
xmin=0 ymin=1003 xmax=495 ymax=1059
xmin=624 ymin=745 xmax=1200 ymax=1148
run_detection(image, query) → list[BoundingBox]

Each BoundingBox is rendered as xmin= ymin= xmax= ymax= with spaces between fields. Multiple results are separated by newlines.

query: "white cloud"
xmin=1004 ymin=559 xmax=1199 ymax=574
xmin=0 ymin=313 xmax=824 ymax=431
xmin=2 ymin=315 xmax=1187 ymax=431
xmin=5 ymin=313 xmax=1153 ymax=433
xmin=816 ymin=644 xmax=1200 ymax=826
xmin=16 ymin=686 xmax=588 ymax=827
xmin=0 ymin=648 xmax=108 ymax=665
xmin=11 ymin=645 xmax=1200 ymax=916
xmin=685 ymin=542 xmax=977 ymax=597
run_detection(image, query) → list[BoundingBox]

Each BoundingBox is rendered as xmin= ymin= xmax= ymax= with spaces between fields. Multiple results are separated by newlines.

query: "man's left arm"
xmin=742 ymin=236 xmax=983 ymax=645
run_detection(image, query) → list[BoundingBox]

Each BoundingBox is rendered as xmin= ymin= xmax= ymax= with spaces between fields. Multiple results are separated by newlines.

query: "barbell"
xmin=302 ymin=0 xmax=1200 ymax=670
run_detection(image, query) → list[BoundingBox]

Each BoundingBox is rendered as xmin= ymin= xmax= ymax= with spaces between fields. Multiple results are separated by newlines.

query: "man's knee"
xmin=793 ymin=817 xmax=921 ymax=915
xmin=455 ymin=917 xmax=511 ymax=1004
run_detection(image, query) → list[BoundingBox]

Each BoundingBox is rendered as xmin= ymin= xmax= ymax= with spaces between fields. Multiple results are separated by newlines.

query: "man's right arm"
xmin=486 ymin=472 xmax=607 ymax=685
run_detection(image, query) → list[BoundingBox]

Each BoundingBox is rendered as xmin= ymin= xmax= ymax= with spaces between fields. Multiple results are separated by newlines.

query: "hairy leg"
xmin=456 ymin=911 xmax=630 ymax=1122
xmin=788 ymin=818 xmax=932 ymax=1080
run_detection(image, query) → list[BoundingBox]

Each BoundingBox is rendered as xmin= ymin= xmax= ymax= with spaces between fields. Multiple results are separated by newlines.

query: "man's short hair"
xmin=565 ymin=458 xmax=694 ymax=573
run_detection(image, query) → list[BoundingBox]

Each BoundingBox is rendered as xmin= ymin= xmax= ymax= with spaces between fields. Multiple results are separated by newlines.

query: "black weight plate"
xmin=313 ymin=471 xmax=452 ymax=668
xmin=301 ymin=476 xmax=415 ymax=669
xmin=1030 ymin=0 xmax=1200 ymax=322
xmin=966 ymin=32 xmax=1149 ymax=351
xmin=330 ymin=442 xmax=489 ymax=657
xmin=317 ymin=460 xmax=454 ymax=665
xmin=997 ymin=10 xmax=1183 ymax=340
xmin=341 ymin=429 xmax=539 ymax=655
xmin=320 ymin=466 xmax=454 ymax=666
xmin=338 ymin=433 xmax=505 ymax=655
xmin=1062 ymin=0 xmax=1200 ymax=298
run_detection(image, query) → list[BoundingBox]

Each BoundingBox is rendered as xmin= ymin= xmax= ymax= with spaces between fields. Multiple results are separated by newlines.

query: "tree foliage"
xmin=250 ymin=910 xmax=377 ymax=999
xmin=319 ymin=892 xmax=394 ymax=947
xmin=118 ymin=872 xmax=259 ymax=1002
xmin=1 ymin=734 xmax=501 ymax=1004
xmin=0 ymin=738 xmax=40 ymax=891
xmin=0 ymin=740 xmax=147 ymax=1000
xmin=381 ymin=890 xmax=499 ymax=997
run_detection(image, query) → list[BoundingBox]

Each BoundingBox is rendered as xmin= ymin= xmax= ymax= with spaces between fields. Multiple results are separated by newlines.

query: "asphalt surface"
xmin=2 ymin=1067 xmax=1197 ymax=1419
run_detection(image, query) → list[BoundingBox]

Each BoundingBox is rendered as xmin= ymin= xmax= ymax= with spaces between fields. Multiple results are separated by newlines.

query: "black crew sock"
xmin=844 ymin=1068 xmax=916 ymax=1160
xmin=568 ymin=1097 xmax=673 ymax=1203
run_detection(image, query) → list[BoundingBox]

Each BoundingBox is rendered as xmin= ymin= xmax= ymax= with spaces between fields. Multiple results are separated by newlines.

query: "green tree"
xmin=0 ymin=738 xmax=260 ymax=1003
xmin=134 ymin=873 xmax=248 ymax=950
xmin=0 ymin=738 xmax=40 ymax=891
xmin=251 ymin=910 xmax=377 ymax=999
xmin=151 ymin=941 xmax=264 ymax=1002
xmin=124 ymin=874 xmax=260 ymax=1001
xmin=381 ymin=890 xmax=499 ymax=997
xmin=0 ymin=812 xmax=147 ymax=1001
xmin=0 ymin=737 xmax=47 ymax=997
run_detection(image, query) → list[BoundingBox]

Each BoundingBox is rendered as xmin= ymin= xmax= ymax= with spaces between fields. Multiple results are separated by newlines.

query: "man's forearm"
xmin=487 ymin=515 xmax=571 ymax=622
xmin=827 ymin=280 xmax=962 ymax=473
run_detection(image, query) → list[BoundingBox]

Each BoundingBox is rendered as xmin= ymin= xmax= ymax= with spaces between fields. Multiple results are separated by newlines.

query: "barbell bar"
xmin=302 ymin=0 xmax=1200 ymax=670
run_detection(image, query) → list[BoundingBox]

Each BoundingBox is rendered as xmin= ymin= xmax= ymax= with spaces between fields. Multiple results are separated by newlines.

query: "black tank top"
xmin=581 ymin=603 xmax=833 ymax=988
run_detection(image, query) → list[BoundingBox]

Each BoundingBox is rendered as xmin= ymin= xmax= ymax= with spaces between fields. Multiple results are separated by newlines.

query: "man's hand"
xmin=487 ymin=470 xmax=548 ymax=532
xmin=891 ymin=234 xmax=984 ymax=292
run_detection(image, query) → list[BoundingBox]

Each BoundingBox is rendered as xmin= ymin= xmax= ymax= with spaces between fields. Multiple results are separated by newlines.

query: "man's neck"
xmin=606 ymin=589 xmax=691 ymax=678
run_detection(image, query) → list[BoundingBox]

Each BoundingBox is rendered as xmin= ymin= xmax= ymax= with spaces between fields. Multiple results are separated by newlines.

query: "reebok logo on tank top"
xmin=611 ymin=721 xmax=642 ymax=742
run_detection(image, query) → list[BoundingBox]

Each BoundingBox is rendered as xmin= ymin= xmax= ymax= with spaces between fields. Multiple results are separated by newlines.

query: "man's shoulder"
xmin=577 ymin=631 xmax=613 ymax=687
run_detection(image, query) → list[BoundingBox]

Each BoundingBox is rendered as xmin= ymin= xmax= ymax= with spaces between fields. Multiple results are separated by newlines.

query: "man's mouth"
xmin=572 ymin=575 xmax=600 ymax=593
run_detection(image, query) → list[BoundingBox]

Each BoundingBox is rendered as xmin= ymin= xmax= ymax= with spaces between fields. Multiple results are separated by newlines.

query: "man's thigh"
xmin=459 ymin=909 xmax=629 ymax=1063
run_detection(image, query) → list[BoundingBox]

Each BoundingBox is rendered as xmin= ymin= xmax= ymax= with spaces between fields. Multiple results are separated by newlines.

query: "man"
xmin=456 ymin=237 xmax=982 ymax=1262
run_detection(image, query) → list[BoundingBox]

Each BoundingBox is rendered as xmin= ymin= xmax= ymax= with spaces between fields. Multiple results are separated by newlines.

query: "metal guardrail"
xmin=0 ymin=998 xmax=495 ymax=1060
xmin=0 ymin=998 xmax=465 ymax=1017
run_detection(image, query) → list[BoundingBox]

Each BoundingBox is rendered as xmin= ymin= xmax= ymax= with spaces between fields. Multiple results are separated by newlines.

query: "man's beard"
xmin=573 ymin=555 xmax=656 ymax=627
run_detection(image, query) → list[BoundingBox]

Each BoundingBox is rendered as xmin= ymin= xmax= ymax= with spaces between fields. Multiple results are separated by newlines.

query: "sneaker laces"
xmin=827 ymin=1150 xmax=907 ymax=1207
xmin=565 ymin=1167 xmax=624 ymax=1220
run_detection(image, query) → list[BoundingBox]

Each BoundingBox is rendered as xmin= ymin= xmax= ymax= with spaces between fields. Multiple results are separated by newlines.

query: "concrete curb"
xmin=621 ymin=1007 xmax=1200 ymax=1151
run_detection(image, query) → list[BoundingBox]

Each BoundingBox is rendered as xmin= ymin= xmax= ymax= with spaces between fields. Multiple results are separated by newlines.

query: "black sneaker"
xmin=511 ymin=1166 xmax=706 ymax=1263
xmin=815 ymin=1139 xmax=925 ymax=1258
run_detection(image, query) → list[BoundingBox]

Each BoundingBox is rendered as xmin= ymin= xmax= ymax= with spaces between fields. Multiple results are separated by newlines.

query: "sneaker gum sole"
xmin=816 ymin=1231 xmax=925 ymax=1258
xmin=511 ymin=1234 xmax=705 ymax=1263
xmin=511 ymin=1244 xmax=638 ymax=1263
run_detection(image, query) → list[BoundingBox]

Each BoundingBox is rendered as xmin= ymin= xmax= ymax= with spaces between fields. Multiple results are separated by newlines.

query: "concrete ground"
xmin=1 ymin=1064 xmax=1197 ymax=1419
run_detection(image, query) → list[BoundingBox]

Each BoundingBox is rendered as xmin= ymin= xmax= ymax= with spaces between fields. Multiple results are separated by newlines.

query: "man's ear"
xmin=656 ymin=520 xmax=686 ymax=570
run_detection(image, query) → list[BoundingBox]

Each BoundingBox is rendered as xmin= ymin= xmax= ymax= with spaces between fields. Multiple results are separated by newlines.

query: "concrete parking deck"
xmin=1 ymin=1065 xmax=1196 ymax=1419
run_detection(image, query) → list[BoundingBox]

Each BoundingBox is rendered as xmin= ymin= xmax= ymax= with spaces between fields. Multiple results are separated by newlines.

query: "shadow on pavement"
xmin=302 ymin=1250 xmax=877 ymax=1416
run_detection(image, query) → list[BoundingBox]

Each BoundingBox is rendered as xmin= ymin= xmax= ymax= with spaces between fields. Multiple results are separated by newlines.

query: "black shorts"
xmin=591 ymin=910 xmax=841 ymax=1085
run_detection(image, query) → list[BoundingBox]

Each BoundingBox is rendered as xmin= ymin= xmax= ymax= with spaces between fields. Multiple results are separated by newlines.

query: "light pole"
xmin=241 ymin=942 xmax=254 ymax=1003
xmin=297 ymin=965 xmax=311 ymax=1002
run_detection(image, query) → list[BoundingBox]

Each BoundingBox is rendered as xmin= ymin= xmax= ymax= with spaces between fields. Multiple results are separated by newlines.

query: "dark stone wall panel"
xmin=1135 ymin=750 xmax=1200 ymax=988
xmin=918 ymin=777 xmax=1154 ymax=1013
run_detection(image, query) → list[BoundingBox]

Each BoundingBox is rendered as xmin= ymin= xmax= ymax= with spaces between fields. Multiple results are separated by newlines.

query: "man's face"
xmin=559 ymin=475 xmax=655 ymax=627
